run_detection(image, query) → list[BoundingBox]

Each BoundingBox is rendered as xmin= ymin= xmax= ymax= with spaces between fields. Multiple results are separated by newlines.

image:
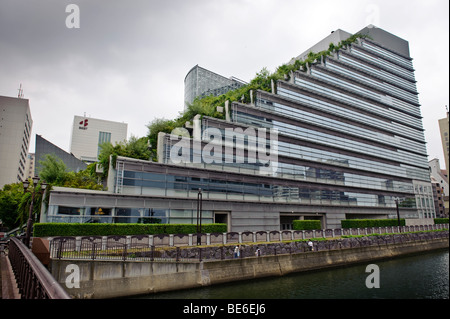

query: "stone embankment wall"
xmin=50 ymin=232 xmax=449 ymax=299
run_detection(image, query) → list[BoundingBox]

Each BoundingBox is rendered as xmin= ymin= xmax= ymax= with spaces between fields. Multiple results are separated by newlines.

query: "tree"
xmin=0 ymin=183 xmax=24 ymax=230
xmin=98 ymin=135 xmax=152 ymax=177
xmin=38 ymin=154 xmax=104 ymax=190
xmin=38 ymin=154 xmax=67 ymax=184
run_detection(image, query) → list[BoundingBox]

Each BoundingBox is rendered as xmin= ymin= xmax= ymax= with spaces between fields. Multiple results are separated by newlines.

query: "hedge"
xmin=434 ymin=218 xmax=449 ymax=224
xmin=33 ymin=223 xmax=227 ymax=237
xmin=293 ymin=220 xmax=321 ymax=230
xmin=341 ymin=219 xmax=405 ymax=229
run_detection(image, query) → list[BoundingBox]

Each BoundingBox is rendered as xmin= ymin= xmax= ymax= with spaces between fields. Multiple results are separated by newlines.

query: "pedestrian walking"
xmin=308 ymin=239 xmax=313 ymax=251
xmin=255 ymin=247 xmax=261 ymax=257
xmin=234 ymin=245 xmax=240 ymax=258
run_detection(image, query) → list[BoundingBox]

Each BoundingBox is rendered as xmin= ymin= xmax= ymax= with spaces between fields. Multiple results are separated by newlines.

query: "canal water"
xmin=136 ymin=249 xmax=449 ymax=299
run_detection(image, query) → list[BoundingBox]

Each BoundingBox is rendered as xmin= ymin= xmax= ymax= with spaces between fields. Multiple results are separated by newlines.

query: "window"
xmin=98 ymin=131 xmax=112 ymax=156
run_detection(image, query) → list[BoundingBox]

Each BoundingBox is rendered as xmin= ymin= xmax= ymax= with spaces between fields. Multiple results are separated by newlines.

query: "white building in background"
xmin=69 ymin=115 xmax=128 ymax=163
xmin=0 ymin=95 xmax=33 ymax=188
xmin=429 ymin=158 xmax=449 ymax=197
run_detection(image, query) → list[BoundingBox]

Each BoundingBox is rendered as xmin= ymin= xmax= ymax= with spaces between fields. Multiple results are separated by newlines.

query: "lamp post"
xmin=23 ymin=176 xmax=47 ymax=248
xmin=196 ymin=188 xmax=202 ymax=245
xmin=394 ymin=197 xmax=402 ymax=233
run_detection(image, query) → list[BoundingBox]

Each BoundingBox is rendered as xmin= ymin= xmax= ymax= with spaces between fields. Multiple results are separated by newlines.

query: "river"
xmin=135 ymin=249 xmax=448 ymax=299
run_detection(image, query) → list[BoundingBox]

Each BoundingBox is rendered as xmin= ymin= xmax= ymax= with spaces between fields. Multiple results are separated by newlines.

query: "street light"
xmin=196 ymin=188 xmax=202 ymax=245
xmin=394 ymin=197 xmax=402 ymax=233
xmin=23 ymin=176 xmax=47 ymax=248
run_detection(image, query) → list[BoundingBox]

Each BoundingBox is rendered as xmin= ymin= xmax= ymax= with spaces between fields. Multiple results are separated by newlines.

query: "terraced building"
xmin=42 ymin=25 xmax=435 ymax=231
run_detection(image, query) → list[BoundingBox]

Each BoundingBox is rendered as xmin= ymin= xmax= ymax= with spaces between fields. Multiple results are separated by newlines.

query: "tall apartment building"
xmin=41 ymin=26 xmax=436 ymax=230
xmin=184 ymin=65 xmax=246 ymax=109
xmin=69 ymin=115 xmax=128 ymax=163
xmin=0 ymin=95 xmax=33 ymax=188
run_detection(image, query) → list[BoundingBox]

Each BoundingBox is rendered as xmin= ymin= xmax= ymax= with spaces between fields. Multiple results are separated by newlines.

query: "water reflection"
xmin=135 ymin=250 xmax=448 ymax=299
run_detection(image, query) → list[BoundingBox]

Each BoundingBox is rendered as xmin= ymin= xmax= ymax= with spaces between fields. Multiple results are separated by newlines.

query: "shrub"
xmin=434 ymin=218 xmax=449 ymax=224
xmin=33 ymin=223 xmax=227 ymax=237
xmin=293 ymin=220 xmax=321 ymax=230
xmin=341 ymin=219 xmax=405 ymax=229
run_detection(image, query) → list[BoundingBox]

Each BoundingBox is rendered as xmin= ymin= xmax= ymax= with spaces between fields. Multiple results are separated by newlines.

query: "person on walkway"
xmin=234 ymin=245 xmax=240 ymax=258
xmin=308 ymin=239 xmax=314 ymax=251
xmin=255 ymin=247 xmax=261 ymax=257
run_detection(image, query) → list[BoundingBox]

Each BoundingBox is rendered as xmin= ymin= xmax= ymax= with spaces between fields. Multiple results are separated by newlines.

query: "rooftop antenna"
xmin=18 ymin=83 xmax=24 ymax=98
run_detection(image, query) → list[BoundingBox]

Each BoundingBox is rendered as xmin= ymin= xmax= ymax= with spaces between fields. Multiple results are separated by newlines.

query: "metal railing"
xmin=8 ymin=237 xmax=71 ymax=299
xmin=49 ymin=227 xmax=449 ymax=263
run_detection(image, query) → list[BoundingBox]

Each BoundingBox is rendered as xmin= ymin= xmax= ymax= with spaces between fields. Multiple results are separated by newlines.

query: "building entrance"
xmin=214 ymin=212 xmax=230 ymax=232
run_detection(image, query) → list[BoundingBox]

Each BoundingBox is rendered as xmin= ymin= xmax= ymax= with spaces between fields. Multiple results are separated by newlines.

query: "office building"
xmin=69 ymin=115 xmax=128 ymax=163
xmin=25 ymin=153 xmax=35 ymax=179
xmin=41 ymin=26 xmax=436 ymax=230
xmin=184 ymin=65 xmax=246 ymax=109
xmin=0 ymin=95 xmax=33 ymax=188
xmin=35 ymin=134 xmax=87 ymax=176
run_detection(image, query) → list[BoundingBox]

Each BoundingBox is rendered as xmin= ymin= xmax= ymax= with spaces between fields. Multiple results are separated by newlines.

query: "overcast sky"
xmin=1 ymin=0 xmax=448 ymax=166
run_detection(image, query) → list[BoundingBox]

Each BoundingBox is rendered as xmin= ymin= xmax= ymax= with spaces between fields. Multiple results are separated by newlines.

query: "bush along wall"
xmin=33 ymin=223 xmax=227 ymax=237
xmin=434 ymin=218 xmax=449 ymax=224
xmin=341 ymin=219 xmax=406 ymax=229
xmin=293 ymin=220 xmax=322 ymax=230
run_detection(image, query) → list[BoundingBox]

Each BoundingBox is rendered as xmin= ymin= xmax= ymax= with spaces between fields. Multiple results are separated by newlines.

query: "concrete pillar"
xmin=193 ymin=114 xmax=201 ymax=141
xmin=225 ymin=100 xmax=231 ymax=122
xmin=149 ymin=235 xmax=154 ymax=247
xmin=76 ymin=237 xmax=81 ymax=252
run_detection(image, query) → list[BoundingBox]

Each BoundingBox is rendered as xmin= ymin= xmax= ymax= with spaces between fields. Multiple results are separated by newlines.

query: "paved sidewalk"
xmin=0 ymin=247 xmax=21 ymax=299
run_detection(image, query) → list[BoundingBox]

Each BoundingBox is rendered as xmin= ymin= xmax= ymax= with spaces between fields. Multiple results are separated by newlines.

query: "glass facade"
xmin=184 ymin=65 xmax=245 ymax=108
xmin=45 ymin=28 xmax=436 ymax=228
xmin=46 ymin=204 xmax=213 ymax=224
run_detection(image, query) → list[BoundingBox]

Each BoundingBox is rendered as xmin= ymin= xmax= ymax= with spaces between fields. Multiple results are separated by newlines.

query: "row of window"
xmin=324 ymin=62 xmax=418 ymax=104
xmin=119 ymin=170 xmax=417 ymax=209
xmin=236 ymin=112 xmax=428 ymax=170
xmin=247 ymin=99 xmax=426 ymax=155
xmin=46 ymin=206 xmax=213 ymax=224
xmin=196 ymin=119 xmax=430 ymax=182
xmin=360 ymin=41 xmax=414 ymax=70
xmin=266 ymin=89 xmax=424 ymax=142
xmin=292 ymin=77 xmax=423 ymax=130
xmin=351 ymin=47 xmax=415 ymax=81
xmin=338 ymin=54 xmax=418 ymax=95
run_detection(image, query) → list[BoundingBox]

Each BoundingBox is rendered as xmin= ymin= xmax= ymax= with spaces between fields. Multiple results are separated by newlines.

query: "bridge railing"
xmin=8 ymin=237 xmax=71 ymax=299
xmin=48 ymin=225 xmax=448 ymax=263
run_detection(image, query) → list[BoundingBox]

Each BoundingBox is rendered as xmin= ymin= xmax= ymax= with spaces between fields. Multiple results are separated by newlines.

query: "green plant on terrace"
xmin=146 ymin=33 xmax=370 ymax=159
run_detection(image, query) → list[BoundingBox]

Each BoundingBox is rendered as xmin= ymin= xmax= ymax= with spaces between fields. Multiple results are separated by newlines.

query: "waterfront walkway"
xmin=0 ymin=242 xmax=21 ymax=299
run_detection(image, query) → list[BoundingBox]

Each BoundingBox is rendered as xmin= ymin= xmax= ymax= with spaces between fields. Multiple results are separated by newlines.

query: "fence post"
xmin=91 ymin=243 xmax=96 ymax=260
xmin=199 ymin=247 xmax=202 ymax=262
xmin=149 ymin=235 xmax=154 ymax=247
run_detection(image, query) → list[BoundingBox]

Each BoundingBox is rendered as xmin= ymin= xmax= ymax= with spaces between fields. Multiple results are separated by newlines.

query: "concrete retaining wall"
xmin=50 ymin=237 xmax=449 ymax=299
